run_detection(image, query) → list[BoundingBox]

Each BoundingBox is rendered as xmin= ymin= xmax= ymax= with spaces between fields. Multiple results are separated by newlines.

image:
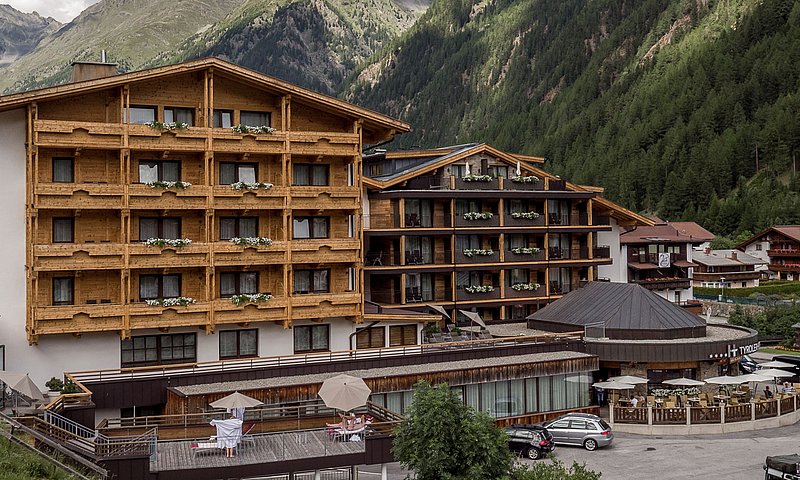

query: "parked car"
xmin=542 ymin=413 xmax=613 ymax=451
xmin=505 ymin=424 xmax=555 ymax=460
xmin=764 ymin=453 xmax=800 ymax=479
xmin=740 ymin=354 xmax=759 ymax=374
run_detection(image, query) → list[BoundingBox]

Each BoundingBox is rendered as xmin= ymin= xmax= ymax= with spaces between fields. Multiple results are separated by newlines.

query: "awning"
xmin=673 ymin=260 xmax=697 ymax=268
xmin=628 ymin=262 xmax=658 ymax=270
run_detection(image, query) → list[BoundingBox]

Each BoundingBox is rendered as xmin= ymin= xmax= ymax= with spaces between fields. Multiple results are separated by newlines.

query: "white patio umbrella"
xmin=737 ymin=373 xmax=772 ymax=383
xmin=592 ymin=380 xmax=636 ymax=390
xmin=318 ymin=374 xmax=371 ymax=412
xmin=209 ymin=391 xmax=263 ymax=410
xmin=757 ymin=368 xmax=795 ymax=379
xmin=609 ymin=375 xmax=649 ymax=385
xmin=663 ymin=377 xmax=705 ymax=387
xmin=704 ymin=375 xmax=747 ymax=385
xmin=758 ymin=360 xmax=795 ymax=369
xmin=0 ymin=372 xmax=44 ymax=402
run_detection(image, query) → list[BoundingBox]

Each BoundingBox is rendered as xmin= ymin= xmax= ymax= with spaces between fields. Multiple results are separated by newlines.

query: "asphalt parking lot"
xmin=357 ymin=420 xmax=800 ymax=479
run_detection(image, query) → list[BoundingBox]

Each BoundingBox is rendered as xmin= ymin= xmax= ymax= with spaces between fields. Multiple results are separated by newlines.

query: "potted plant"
xmin=61 ymin=381 xmax=81 ymax=395
xmin=45 ymin=377 xmax=64 ymax=399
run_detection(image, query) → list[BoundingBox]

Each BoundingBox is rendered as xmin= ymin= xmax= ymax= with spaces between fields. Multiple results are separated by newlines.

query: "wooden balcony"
xmin=33 ymin=304 xmax=125 ymax=335
xmin=593 ymin=245 xmax=611 ymax=259
xmin=212 ymin=186 xmax=286 ymax=209
xmin=212 ymin=297 xmax=288 ymax=325
xmin=34 ymin=183 xmax=124 ymax=209
xmin=503 ymin=213 xmax=545 ymax=227
xmin=291 ymin=239 xmax=359 ymax=264
xmin=454 ymin=250 xmax=500 ymax=264
xmin=128 ymin=243 xmax=210 ymax=268
xmin=454 ymin=178 xmax=499 ymax=190
xmin=128 ymin=301 xmax=211 ymax=330
xmin=211 ymin=129 xmax=286 ymax=154
xmin=502 ymin=179 xmax=544 ymax=191
xmin=127 ymin=184 xmax=210 ymax=210
xmin=290 ymin=292 xmax=361 ymax=319
xmin=631 ymin=278 xmax=691 ymax=290
xmin=127 ymin=124 xmax=207 ymax=152
xmin=768 ymin=249 xmax=800 ymax=257
xmin=290 ymin=186 xmax=360 ymax=210
xmin=692 ymin=270 xmax=760 ymax=281
xmin=455 ymin=287 xmax=500 ymax=301
xmin=505 ymin=284 xmax=547 ymax=299
xmin=454 ymin=214 xmax=500 ymax=227
xmin=504 ymin=249 xmax=546 ymax=263
xmin=287 ymin=131 xmax=360 ymax=156
xmin=212 ymin=241 xmax=286 ymax=266
xmin=769 ymin=263 xmax=800 ymax=272
xmin=34 ymin=120 xmax=123 ymax=149
xmin=34 ymin=243 xmax=124 ymax=271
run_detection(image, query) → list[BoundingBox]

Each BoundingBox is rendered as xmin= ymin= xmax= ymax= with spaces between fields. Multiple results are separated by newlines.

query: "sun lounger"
xmin=190 ymin=441 xmax=220 ymax=458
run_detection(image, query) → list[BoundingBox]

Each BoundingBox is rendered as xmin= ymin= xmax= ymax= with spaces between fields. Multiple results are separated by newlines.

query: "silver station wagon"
xmin=542 ymin=413 xmax=614 ymax=451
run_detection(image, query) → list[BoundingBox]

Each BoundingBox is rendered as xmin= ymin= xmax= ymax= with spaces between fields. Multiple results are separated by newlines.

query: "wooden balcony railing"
xmin=593 ymin=245 xmax=611 ymax=258
xmin=767 ymin=249 xmax=800 ymax=257
xmin=631 ymin=278 xmax=691 ymax=290
xmin=455 ymin=286 xmax=500 ymax=301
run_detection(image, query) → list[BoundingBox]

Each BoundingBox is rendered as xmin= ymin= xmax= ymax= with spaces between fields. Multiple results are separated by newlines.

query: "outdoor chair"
xmin=646 ymin=395 xmax=655 ymax=407
xmin=665 ymin=401 xmax=676 ymax=408
xmin=190 ymin=441 xmax=220 ymax=458
xmin=699 ymin=400 xmax=708 ymax=407
xmin=730 ymin=398 xmax=739 ymax=405
xmin=240 ymin=422 xmax=256 ymax=448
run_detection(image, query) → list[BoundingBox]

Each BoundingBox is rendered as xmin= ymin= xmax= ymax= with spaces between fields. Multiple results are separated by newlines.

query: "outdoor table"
xmin=617 ymin=398 xmax=632 ymax=407
xmin=714 ymin=395 xmax=730 ymax=403
xmin=687 ymin=397 xmax=701 ymax=406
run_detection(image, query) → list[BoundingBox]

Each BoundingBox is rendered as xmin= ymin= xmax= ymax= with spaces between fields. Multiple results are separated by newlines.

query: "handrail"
xmin=68 ymin=332 xmax=583 ymax=383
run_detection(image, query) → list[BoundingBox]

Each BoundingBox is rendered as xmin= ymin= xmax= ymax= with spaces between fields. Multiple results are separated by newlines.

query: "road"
xmin=357 ymin=420 xmax=800 ymax=479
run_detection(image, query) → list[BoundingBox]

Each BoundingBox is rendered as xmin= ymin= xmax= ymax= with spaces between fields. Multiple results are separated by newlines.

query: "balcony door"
xmin=405 ymin=199 xmax=432 ymax=227
xmin=405 ymin=273 xmax=433 ymax=303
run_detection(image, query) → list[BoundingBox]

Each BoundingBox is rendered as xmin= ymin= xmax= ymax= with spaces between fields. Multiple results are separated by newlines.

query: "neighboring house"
xmin=611 ymin=221 xmax=714 ymax=303
xmin=691 ymin=248 xmax=766 ymax=288
xmin=361 ymin=144 xmax=652 ymax=323
xmin=736 ymin=226 xmax=800 ymax=281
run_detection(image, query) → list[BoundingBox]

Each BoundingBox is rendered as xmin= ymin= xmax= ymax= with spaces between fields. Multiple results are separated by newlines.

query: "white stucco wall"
xmin=597 ymin=220 xmax=626 ymax=283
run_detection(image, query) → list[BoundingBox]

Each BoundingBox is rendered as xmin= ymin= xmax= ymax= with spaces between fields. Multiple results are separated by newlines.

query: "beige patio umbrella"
xmin=0 ymin=372 xmax=44 ymax=402
xmin=209 ymin=391 xmax=263 ymax=410
xmin=756 ymin=368 xmax=795 ymax=379
xmin=758 ymin=360 xmax=795 ymax=369
xmin=318 ymin=374 xmax=371 ymax=412
xmin=609 ymin=375 xmax=649 ymax=385
xmin=663 ymin=378 xmax=705 ymax=387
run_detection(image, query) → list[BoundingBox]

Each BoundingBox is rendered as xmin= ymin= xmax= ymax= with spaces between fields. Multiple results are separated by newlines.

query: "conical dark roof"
xmin=527 ymin=282 xmax=706 ymax=340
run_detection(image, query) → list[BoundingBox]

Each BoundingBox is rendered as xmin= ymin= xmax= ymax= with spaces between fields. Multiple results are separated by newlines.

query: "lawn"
xmin=759 ymin=347 xmax=800 ymax=357
xmin=0 ymin=435 xmax=78 ymax=480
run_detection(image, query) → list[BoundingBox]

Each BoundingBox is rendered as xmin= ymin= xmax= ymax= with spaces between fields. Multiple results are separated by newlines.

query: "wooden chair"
xmin=665 ymin=401 xmax=676 ymax=408
xmin=611 ymin=393 xmax=620 ymax=405
xmin=646 ymin=395 xmax=655 ymax=407
xmin=699 ymin=400 xmax=708 ymax=407
xmin=730 ymin=397 xmax=739 ymax=405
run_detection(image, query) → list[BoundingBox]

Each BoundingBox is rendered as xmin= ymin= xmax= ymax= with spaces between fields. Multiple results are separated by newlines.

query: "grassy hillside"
xmin=344 ymin=0 xmax=800 ymax=236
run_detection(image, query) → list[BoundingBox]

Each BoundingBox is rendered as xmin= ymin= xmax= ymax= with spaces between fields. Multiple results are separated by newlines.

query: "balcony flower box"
xmin=230 ymin=181 xmax=274 ymax=191
xmin=145 ymin=238 xmax=192 ymax=248
xmin=465 ymin=285 xmax=495 ymax=294
xmin=511 ymin=212 xmax=540 ymax=220
xmin=463 ymin=212 xmax=494 ymax=221
xmin=511 ymin=282 xmax=541 ymax=291
xmin=145 ymin=180 xmax=192 ymax=190
xmin=145 ymin=121 xmax=190 ymax=131
xmin=231 ymin=124 xmax=276 ymax=135
xmin=229 ymin=237 xmax=273 ymax=247
xmin=511 ymin=247 xmax=541 ymax=255
xmin=230 ymin=293 xmax=273 ymax=306
xmin=462 ymin=248 xmax=494 ymax=258
xmin=510 ymin=175 xmax=540 ymax=183
xmin=145 ymin=297 xmax=196 ymax=307
xmin=462 ymin=174 xmax=493 ymax=182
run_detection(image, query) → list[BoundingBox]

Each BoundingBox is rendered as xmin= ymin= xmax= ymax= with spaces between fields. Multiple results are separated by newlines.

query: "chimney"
xmin=70 ymin=50 xmax=119 ymax=83
xmin=730 ymin=251 xmax=737 ymax=261
xmin=704 ymin=247 xmax=711 ymax=254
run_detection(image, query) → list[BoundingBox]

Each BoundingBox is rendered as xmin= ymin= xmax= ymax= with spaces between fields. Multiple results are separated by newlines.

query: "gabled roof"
xmin=0 ymin=57 xmax=410 ymax=134
xmin=527 ymin=282 xmax=706 ymax=340
xmin=736 ymin=225 xmax=800 ymax=250
xmin=363 ymin=143 xmax=653 ymax=226
xmin=670 ymin=222 xmax=715 ymax=242
xmin=692 ymin=249 xmax=766 ymax=267
xmin=621 ymin=222 xmax=713 ymax=245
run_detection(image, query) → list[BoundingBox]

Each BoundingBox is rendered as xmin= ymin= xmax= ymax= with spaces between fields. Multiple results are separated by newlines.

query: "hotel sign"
xmin=729 ymin=342 xmax=760 ymax=357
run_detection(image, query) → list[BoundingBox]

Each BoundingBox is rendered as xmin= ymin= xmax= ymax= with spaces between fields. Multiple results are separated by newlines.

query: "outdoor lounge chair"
xmin=240 ymin=422 xmax=256 ymax=447
xmin=190 ymin=441 xmax=220 ymax=458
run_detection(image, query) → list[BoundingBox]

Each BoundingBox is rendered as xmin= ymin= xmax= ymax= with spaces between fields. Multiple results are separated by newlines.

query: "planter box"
xmin=454 ymin=178 xmax=499 ymax=190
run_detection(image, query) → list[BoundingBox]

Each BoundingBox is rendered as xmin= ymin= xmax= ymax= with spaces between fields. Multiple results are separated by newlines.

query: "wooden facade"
xmin=2 ymin=58 xmax=410 ymax=343
xmin=363 ymin=144 xmax=649 ymax=323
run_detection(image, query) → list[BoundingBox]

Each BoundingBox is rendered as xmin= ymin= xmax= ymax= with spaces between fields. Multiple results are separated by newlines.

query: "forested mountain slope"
xmin=344 ymin=0 xmax=800 ymax=235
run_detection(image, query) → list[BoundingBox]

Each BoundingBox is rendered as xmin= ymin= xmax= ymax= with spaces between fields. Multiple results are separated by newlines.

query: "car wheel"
xmin=525 ymin=447 xmax=542 ymax=460
xmin=583 ymin=438 xmax=598 ymax=451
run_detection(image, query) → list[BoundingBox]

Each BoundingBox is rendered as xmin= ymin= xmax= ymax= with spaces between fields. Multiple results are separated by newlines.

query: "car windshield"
xmin=540 ymin=428 xmax=553 ymax=440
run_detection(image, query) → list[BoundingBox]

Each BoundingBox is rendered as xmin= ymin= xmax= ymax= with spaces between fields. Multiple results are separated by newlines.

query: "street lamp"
xmin=719 ymin=276 xmax=726 ymax=302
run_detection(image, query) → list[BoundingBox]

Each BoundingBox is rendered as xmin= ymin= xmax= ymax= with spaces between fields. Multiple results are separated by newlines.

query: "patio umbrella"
xmin=426 ymin=304 xmax=451 ymax=321
xmin=704 ymin=375 xmax=747 ymax=385
xmin=318 ymin=374 xmax=371 ymax=412
xmin=0 ymin=372 xmax=44 ymax=402
xmin=209 ymin=391 xmax=263 ymax=410
xmin=609 ymin=375 xmax=649 ymax=385
xmin=592 ymin=380 xmax=635 ymax=390
xmin=758 ymin=360 xmax=795 ymax=369
xmin=737 ymin=373 xmax=772 ymax=383
xmin=458 ymin=310 xmax=487 ymax=328
xmin=663 ymin=377 xmax=705 ymax=387
xmin=756 ymin=368 xmax=795 ymax=379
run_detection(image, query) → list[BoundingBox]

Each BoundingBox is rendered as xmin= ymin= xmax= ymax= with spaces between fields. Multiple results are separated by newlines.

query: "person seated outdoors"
xmin=630 ymin=396 xmax=639 ymax=408
xmin=782 ymin=382 xmax=796 ymax=394
xmin=765 ymin=385 xmax=774 ymax=399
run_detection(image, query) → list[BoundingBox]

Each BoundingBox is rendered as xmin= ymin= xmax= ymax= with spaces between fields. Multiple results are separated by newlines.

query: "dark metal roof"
xmin=526 ymin=282 xmax=706 ymax=339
